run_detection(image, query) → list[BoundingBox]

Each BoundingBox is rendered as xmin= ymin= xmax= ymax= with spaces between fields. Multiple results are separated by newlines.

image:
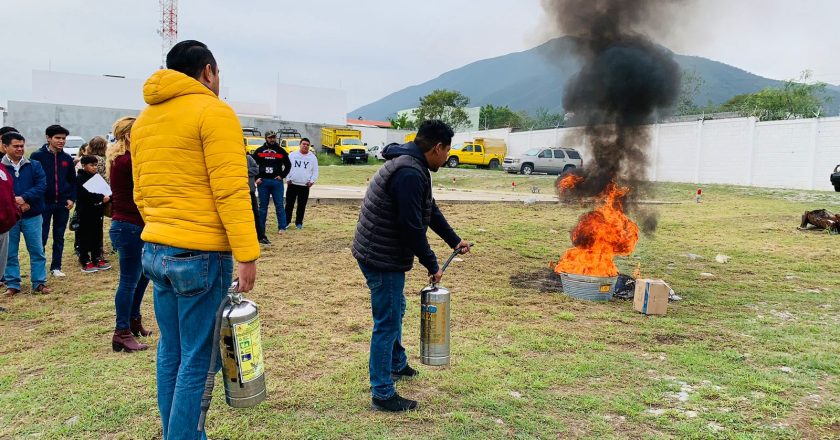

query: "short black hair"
xmin=80 ymin=155 xmax=98 ymax=165
xmin=414 ymin=120 xmax=454 ymax=152
xmin=45 ymin=124 xmax=70 ymax=137
xmin=300 ymin=138 xmax=310 ymax=144
xmin=1 ymin=131 xmax=25 ymax=145
xmin=0 ymin=126 xmax=18 ymax=136
xmin=166 ymin=40 xmax=217 ymax=80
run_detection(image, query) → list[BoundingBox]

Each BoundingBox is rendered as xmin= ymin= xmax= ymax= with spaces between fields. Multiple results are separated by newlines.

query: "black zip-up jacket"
xmin=30 ymin=145 xmax=76 ymax=205
xmin=75 ymin=169 xmax=105 ymax=218
xmin=252 ymin=143 xmax=291 ymax=180
xmin=352 ymin=142 xmax=460 ymax=274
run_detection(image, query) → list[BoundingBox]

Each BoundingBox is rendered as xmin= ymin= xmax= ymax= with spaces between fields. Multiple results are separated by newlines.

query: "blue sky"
xmin=2 ymin=0 xmax=838 ymax=110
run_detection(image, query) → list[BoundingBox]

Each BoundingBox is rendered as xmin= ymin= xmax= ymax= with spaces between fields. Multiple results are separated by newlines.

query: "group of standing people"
xmin=0 ymin=121 xmax=152 ymax=351
xmin=3 ymin=38 xmax=469 ymax=438
xmin=250 ymin=131 xmax=319 ymax=245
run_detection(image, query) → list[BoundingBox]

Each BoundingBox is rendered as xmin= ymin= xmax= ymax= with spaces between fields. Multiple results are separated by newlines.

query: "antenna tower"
xmin=158 ymin=0 xmax=178 ymax=68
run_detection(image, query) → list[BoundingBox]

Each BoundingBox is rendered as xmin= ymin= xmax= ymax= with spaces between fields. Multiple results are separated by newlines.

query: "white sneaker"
xmin=51 ymin=269 xmax=66 ymax=277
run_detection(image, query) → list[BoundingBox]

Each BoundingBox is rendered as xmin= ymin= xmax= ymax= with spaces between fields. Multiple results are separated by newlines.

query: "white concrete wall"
xmin=351 ymin=126 xmax=414 ymax=148
xmin=456 ymin=116 xmax=840 ymax=191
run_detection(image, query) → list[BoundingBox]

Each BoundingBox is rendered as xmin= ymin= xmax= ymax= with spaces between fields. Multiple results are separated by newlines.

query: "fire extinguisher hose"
xmin=197 ymin=294 xmax=232 ymax=432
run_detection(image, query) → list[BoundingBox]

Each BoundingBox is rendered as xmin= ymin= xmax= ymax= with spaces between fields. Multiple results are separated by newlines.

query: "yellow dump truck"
xmin=278 ymin=128 xmax=303 ymax=153
xmin=447 ymin=138 xmax=507 ymax=169
xmin=321 ymin=127 xmax=368 ymax=164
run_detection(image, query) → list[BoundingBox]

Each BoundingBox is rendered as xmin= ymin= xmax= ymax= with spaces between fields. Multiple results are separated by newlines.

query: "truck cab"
xmin=245 ymin=136 xmax=265 ymax=153
xmin=321 ymin=127 xmax=369 ymax=164
xmin=280 ymin=138 xmax=301 ymax=154
xmin=446 ymin=138 xmax=506 ymax=169
xmin=277 ymin=128 xmax=303 ymax=153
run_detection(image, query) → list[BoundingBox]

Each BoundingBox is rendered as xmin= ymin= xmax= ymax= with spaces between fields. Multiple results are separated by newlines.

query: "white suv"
xmin=63 ymin=136 xmax=86 ymax=158
xmin=503 ymin=147 xmax=583 ymax=175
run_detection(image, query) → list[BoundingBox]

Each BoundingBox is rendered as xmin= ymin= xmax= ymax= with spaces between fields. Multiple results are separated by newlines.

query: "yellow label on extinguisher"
xmin=421 ymin=302 xmax=448 ymax=344
xmin=232 ymin=316 xmax=264 ymax=383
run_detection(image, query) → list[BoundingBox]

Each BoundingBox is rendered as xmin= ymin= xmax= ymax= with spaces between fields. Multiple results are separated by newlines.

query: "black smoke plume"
xmin=544 ymin=0 xmax=681 ymax=231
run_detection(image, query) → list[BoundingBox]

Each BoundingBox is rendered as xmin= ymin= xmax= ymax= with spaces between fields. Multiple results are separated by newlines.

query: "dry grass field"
xmin=0 ymin=171 xmax=838 ymax=439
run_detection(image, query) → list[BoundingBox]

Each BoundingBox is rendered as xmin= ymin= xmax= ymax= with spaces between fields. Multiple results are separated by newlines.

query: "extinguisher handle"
xmin=429 ymin=243 xmax=475 ymax=285
xmin=440 ymin=243 xmax=474 ymax=274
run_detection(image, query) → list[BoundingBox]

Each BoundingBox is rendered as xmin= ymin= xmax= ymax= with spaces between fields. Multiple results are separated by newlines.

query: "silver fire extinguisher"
xmin=198 ymin=281 xmax=267 ymax=432
xmin=421 ymin=244 xmax=472 ymax=367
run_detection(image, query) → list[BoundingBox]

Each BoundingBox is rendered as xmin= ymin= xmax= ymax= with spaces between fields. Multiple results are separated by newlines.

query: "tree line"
xmin=387 ymin=70 xmax=834 ymax=132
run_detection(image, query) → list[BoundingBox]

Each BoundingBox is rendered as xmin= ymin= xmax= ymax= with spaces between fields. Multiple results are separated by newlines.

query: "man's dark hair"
xmin=300 ymin=137 xmax=310 ymax=144
xmin=46 ymin=124 xmax=70 ymax=137
xmin=1 ymin=131 xmax=25 ymax=145
xmin=166 ymin=40 xmax=217 ymax=79
xmin=80 ymin=155 xmax=98 ymax=166
xmin=0 ymin=126 xmax=18 ymax=136
xmin=414 ymin=120 xmax=454 ymax=152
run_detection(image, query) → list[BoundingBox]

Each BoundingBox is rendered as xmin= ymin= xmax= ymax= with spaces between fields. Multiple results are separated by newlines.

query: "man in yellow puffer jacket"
xmin=132 ymin=40 xmax=259 ymax=439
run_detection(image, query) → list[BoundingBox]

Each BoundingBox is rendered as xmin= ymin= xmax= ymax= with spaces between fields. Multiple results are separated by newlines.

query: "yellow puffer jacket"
xmin=132 ymin=69 xmax=259 ymax=262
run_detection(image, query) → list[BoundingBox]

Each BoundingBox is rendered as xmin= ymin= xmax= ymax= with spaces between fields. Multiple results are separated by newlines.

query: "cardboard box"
xmin=634 ymin=279 xmax=670 ymax=316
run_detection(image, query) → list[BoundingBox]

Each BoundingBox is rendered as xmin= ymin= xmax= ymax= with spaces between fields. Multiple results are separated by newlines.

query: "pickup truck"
xmin=503 ymin=147 xmax=583 ymax=175
xmin=832 ymin=164 xmax=840 ymax=192
xmin=446 ymin=138 xmax=506 ymax=169
xmin=321 ymin=127 xmax=369 ymax=164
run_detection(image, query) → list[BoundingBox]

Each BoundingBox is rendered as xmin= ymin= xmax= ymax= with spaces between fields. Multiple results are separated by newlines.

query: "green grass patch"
xmin=0 ymin=170 xmax=838 ymax=438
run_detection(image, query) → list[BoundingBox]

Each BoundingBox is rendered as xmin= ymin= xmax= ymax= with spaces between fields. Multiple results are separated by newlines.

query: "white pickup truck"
xmin=503 ymin=147 xmax=583 ymax=175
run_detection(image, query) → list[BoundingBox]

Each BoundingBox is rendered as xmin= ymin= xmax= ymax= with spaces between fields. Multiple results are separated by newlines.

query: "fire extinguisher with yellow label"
xmin=420 ymin=244 xmax=472 ymax=367
xmin=198 ymin=281 xmax=266 ymax=432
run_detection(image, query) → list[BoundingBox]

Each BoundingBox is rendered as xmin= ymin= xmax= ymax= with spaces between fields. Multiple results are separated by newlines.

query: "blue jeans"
xmin=4 ymin=216 xmax=47 ymax=290
xmin=42 ymin=203 xmax=70 ymax=271
xmin=257 ymin=178 xmax=287 ymax=232
xmin=142 ymin=243 xmax=233 ymax=440
xmin=110 ymin=221 xmax=149 ymax=330
xmin=358 ymin=262 xmax=408 ymax=400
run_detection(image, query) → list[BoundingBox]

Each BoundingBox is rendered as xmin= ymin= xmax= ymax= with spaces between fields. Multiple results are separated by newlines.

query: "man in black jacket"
xmin=352 ymin=120 xmax=470 ymax=412
xmin=30 ymin=124 xmax=76 ymax=277
xmin=252 ymin=132 xmax=291 ymax=237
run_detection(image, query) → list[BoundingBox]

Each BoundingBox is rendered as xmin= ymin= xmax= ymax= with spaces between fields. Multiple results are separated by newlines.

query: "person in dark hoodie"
xmin=2 ymin=131 xmax=49 ymax=296
xmin=75 ymin=155 xmax=111 ymax=273
xmin=351 ymin=120 xmax=470 ymax=412
xmin=30 ymin=124 xmax=76 ymax=278
xmin=252 ymin=131 xmax=291 ymax=238
xmin=246 ymin=146 xmax=268 ymax=245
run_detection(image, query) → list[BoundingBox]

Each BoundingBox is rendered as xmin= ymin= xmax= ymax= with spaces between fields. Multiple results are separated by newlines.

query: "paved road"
xmin=310 ymin=185 xmax=558 ymax=203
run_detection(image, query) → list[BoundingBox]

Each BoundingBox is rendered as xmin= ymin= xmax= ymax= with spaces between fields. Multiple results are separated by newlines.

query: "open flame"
xmin=554 ymin=174 xmax=639 ymax=277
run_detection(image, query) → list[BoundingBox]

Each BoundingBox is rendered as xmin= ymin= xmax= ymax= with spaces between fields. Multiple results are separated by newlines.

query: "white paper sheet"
xmin=83 ymin=173 xmax=112 ymax=196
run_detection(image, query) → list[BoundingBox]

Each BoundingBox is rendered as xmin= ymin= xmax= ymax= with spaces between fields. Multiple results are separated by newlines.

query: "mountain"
xmin=350 ymin=37 xmax=840 ymax=120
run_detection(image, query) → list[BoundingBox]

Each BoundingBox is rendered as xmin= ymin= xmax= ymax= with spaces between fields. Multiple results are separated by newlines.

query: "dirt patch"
xmin=510 ymin=268 xmax=564 ymax=293
xmin=654 ymin=334 xmax=688 ymax=345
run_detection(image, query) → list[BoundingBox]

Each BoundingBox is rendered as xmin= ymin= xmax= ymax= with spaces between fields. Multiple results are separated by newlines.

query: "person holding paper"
xmin=75 ymin=156 xmax=111 ymax=273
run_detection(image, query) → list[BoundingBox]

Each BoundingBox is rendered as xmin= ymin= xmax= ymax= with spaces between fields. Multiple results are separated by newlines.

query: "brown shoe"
xmin=4 ymin=288 xmax=19 ymax=297
xmin=112 ymin=329 xmax=149 ymax=352
xmin=33 ymin=285 xmax=51 ymax=295
xmin=130 ymin=316 xmax=153 ymax=337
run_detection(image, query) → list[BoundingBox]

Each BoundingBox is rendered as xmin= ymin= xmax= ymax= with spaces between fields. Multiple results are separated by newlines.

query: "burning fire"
xmin=554 ymin=175 xmax=639 ymax=277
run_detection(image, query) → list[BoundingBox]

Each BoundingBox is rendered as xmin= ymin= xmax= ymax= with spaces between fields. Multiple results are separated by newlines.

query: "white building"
xmin=25 ymin=70 xmax=347 ymax=125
